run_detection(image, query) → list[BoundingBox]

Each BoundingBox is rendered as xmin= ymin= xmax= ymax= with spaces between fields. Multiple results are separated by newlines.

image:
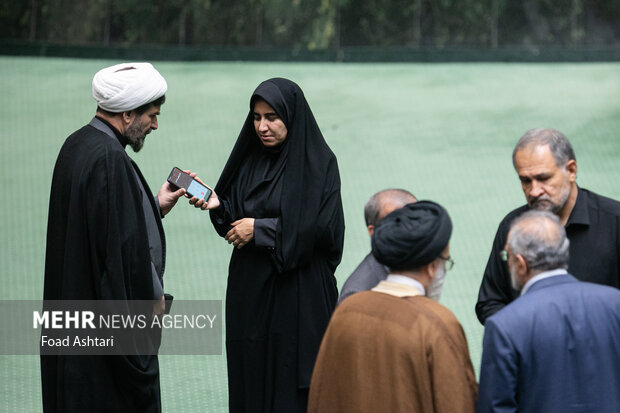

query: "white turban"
xmin=92 ymin=62 xmax=167 ymax=112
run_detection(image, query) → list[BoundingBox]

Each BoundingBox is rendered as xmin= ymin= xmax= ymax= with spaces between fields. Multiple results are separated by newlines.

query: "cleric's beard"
xmin=427 ymin=265 xmax=446 ymax=302
xmin=125 ymin=118 xmax=146 ymax=153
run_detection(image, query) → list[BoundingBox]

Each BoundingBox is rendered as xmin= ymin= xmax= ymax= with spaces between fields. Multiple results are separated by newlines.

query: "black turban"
xmin=371 ymin=201 xmax=452 ymax=271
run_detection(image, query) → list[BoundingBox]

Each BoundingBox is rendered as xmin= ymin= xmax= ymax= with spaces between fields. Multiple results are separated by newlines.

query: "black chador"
xmin=211 ymin=78 xmax=345 ymax=412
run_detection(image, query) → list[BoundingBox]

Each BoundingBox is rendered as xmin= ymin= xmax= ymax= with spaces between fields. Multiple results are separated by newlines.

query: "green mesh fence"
xmin=1 ymin=57 xmax=619 ymax=412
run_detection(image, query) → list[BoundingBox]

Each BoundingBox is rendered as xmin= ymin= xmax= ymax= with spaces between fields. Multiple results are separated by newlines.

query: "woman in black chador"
xmin=208 ymin=78 xmax=345 ymax=412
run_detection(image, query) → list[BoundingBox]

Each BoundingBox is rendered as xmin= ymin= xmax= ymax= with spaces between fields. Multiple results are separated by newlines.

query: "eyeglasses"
xmin=439 ymin=255 xmax=455 ymax=271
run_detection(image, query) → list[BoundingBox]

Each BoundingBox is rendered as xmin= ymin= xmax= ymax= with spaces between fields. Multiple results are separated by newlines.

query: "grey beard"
xmin=427 ymin=265 xmax=446 ymax=302
xmin=128 ymin=136 xmax=145 ymax=152
xmin=125 ymin=120 xmax=145 ymax=153
xmin=510 ymin=264 xmax=522 ymax=291
xmin=529 ymin=179 xmax=571 ymax=214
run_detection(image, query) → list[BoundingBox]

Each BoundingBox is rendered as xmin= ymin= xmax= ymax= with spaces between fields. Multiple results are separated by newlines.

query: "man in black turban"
xmin=309 ymin=201 xmax=477 ymax=413
xmin=371 ymin=201 xmax=452 ymax=300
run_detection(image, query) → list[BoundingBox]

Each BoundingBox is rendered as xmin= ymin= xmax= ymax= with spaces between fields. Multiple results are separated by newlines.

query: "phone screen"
xmin=187 ymin=180 xmax=211 ymax=201
xmin=167 ymin=167 xmax=212 ymax=201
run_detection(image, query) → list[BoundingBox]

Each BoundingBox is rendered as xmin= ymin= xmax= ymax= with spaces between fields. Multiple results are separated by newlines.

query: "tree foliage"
xmin=1 ymin=0 xmax=619 ymax=47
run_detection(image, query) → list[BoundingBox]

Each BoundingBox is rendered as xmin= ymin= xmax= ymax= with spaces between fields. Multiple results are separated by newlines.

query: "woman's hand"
xmin=185 ymin=171 xmax=220 ymax=210
xmin=225 ymin=218 xmax=255 ymax=249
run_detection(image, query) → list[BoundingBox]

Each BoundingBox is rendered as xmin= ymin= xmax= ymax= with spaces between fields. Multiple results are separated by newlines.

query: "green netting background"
xmin=2 ymin=42 xmax=620 ymax=62
xmin=1 ymin=57 xmax=619 ymax=412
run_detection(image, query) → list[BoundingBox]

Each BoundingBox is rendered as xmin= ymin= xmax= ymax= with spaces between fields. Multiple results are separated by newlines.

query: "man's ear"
xmin=515 ymin=254 xmax=528 ymax=278
xmin=425 ymin=259 xmax=438 ymax=280
xmin=565 ymin=159 xmax=577 ymax=182
xmin=122 ymin=111 xmax=135 ymax=125
xmin=367 ymin=225 xmax=374 ymax=237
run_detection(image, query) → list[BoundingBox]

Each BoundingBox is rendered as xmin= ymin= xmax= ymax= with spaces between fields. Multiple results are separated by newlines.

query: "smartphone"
xmin=167 ymin=167 xmax=212 ymax=201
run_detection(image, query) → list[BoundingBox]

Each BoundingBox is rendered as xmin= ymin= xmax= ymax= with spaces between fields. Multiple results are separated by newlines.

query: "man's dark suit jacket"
xmin=477 ymin=273 xmax=620 ymax=413
xmin=338 ymin=253 xmax=388 ymax=304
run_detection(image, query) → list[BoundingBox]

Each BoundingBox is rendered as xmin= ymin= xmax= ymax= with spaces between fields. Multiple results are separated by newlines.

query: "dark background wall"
xmin=2 ymin=0 xmax=620 ymax=61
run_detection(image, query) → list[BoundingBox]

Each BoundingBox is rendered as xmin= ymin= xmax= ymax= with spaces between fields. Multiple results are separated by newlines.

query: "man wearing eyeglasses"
xmin=477 ymin=210 xmax=620 ymax=412
xmin=309 ymin=201 xmax=477 ymax=413
xmin=476 ymin=128 xmax=620 ymax=325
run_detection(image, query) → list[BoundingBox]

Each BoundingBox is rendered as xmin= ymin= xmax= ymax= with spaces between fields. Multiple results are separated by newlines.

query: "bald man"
xmin=477 ymin=210 xmax=620 ymax=412
xmin=338 ymin=189 xmax=417 ymax=304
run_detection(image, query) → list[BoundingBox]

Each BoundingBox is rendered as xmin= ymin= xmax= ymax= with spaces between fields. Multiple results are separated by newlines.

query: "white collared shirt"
xmin=386 ymin=274 xmax=426 ymax=296
xmin=521 ymin=268 xmax=568 ymax=296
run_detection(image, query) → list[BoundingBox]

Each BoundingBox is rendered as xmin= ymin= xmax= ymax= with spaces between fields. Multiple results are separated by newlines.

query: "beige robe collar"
xmin=371 ymin=280 xmax=424 ymax=298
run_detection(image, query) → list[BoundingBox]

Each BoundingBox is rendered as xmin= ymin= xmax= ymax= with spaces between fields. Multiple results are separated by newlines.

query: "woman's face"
xmin=253 ymin=100 xmax=288 ymax=147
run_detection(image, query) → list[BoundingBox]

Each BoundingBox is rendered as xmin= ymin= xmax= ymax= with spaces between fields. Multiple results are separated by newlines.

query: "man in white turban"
xmin=42 ymin=62 xmax=197 ymax=412
xmin=91 ymin=62 xmax=168 ymax=152
xmin=92 ymin=62 xmax=168 ymax=113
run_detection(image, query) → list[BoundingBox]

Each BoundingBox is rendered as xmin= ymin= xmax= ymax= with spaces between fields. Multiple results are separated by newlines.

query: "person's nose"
xmin=529 ymin=180 xmax=544 ymax=198
xmin=258 ymin=118 xmax=268 ymax=133
xmin=151 ymin=116 xmax=158 ymax=130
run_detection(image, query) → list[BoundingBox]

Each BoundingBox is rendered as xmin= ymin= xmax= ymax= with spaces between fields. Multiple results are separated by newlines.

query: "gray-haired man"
xmin=477 ymin=210 xmax=620 ymax=412
xmin=476 ymin=128 xmax=620 ymax=324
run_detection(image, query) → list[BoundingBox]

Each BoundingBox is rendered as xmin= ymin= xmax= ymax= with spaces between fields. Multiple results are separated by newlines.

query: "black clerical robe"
xmin=42 ymin=117 xmax=163 ymax=412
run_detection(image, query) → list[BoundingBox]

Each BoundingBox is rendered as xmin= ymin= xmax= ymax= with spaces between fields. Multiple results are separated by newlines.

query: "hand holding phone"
xmin=167 ymin=167 xmax=212 ymax=201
